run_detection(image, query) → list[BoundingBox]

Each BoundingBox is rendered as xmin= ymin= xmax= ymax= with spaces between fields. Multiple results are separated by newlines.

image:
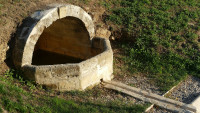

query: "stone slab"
xmin=104 ymin=81 xmax=196 ymax=113
xmin=191 ymin=96 xmax=200 ymax=113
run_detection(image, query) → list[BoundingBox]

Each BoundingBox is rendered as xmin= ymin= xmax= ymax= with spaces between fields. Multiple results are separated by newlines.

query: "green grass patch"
xmin=0 ymin=107 xmax=2 ymax=113
xmin=80 ymin=0 xmax=91 ymax=4
xmin=0 ymin=70 xmax=147 ymax=113
xmin=47 ymin=97 xmax=147 ymax=113
xmin=103 ymin=0 xmax=200 ymax=91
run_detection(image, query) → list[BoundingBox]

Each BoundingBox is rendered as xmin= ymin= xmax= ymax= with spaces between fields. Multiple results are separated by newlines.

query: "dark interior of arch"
xmin=32 ymin=16 xmax=101 ymax=65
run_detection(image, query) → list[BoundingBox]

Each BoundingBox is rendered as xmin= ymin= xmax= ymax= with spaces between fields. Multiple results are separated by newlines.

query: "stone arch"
xmin=14 ymin=5 xmax=95 ymax=67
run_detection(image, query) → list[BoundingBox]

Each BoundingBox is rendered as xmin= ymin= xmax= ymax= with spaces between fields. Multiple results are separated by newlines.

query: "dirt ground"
xmin=0 ymin=0 xmax=107 ymax=74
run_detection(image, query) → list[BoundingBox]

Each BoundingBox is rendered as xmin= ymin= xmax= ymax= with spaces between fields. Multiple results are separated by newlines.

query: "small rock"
xmin=96 ymin=27 xmax=111 ymax=39
xmin=197 ymin=31 xmax=200 ymax=36
xmin=84 ymin=6 xmax=90 ymax=12
xmin=188 ymin=22 xmax=195 ymax=26
xmin=91 ymin=7 xmax=105 ymax=23
xmin=0 ymin=44 xmax=7 ymax=63
xmin=167 ymin=76 xmax=200 ymax=104
xmin=111 ymin=36 xmax=115 ymax=40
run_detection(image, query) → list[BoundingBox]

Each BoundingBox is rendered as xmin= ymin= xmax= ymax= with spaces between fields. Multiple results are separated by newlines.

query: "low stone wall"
xmin=22 ymin=38 xmax=113 ymax=91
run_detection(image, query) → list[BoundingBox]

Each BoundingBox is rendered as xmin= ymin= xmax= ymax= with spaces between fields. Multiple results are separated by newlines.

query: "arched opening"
xmin=32 ymin=17 xmax=93 ymax=65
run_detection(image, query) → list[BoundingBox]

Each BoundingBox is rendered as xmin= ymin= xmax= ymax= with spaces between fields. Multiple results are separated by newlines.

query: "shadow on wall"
xmin=5 ymin=17 xmax=37 ymax=70
xmin=32 ymin=16 xmax=99 ymax=65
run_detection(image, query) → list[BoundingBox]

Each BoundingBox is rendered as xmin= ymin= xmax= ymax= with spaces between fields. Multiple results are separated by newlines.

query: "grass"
xmin=1 ymin=0 xmax=199 ymax=111
xmin=0 ymin=3 xmax=2 ymax=16
xmin=81 ymin=0 xmax=91 ymax=4
xmin=102 ymin=0 xmax=200 ymax=91
xmin=0 ymin=70 xmax=147 ymax=113
xmin=48 ymin=97 xmax=147 ymax=113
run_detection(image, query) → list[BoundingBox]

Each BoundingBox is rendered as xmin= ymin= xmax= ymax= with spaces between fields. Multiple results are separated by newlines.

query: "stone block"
xmin=191 ymin=96 xmax=200 ymax=113
xmin=59 ymin=6 xmax=67 ymax=19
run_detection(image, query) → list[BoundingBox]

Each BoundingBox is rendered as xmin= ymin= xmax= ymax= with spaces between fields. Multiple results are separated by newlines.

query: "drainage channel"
xmin=103 ymin=81 xmax=197 ymax=113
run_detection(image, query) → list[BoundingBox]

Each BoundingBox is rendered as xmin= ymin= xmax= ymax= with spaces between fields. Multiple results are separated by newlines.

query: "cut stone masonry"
xmin=13 ymin=4 xmax=113 ymax=91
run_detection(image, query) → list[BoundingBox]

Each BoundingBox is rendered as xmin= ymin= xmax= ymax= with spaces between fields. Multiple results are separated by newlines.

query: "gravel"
xmin=94 ymin=85 xmax=146 ymax=105
xmin=62 ymin=84 xmax=147 ymax=106
xmin=167 ymin=76 xmax=200 ymax=104
xmin=113 ymin=74 xmax=171 ymax=112
xmin=149 ymin=76 xmax=200 ymax=112
xmin=114 ymin=74 xmax=164 ymax=95
xmin=149 ymin=106 xmax=173 ymax=113
xmin=113 ymin=75 xmax=200 ymax=112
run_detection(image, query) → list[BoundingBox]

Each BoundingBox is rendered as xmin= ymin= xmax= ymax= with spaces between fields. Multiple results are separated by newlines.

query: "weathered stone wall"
xmin=22 ymin=38 xmax=113 ymax=91
xmin=79 ymin=38 xmax=113 ymax=90
xmin=13 ymin=4 xmax=113 ymax=91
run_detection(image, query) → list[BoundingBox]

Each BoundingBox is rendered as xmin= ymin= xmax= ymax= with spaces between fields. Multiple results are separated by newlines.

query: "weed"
xmin=80 ymin=0 xmax=90 ymax=4
xmin=26 ymin=81 xmax=36 ymax=92
xmin=12 ymin=0 xmax=21 ymax=3
xmin=129 ymin=84 xmax=135 ymax=87
xmin=0 ymin=3 xmax=3 ymax=16
xmin=47 ymin=97 xmax=146 ymax=113
xmin=0 ymin=84 xmax=7 ymax=94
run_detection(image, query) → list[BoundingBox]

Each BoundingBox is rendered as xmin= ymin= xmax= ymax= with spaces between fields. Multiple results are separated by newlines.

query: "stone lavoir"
xmin=13 ymin=4 xmax=113 ymax=91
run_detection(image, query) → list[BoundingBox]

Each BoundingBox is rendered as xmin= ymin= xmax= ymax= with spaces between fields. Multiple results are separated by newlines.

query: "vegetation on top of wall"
xmin=103 ymin=0 xmax=200 ymax=91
